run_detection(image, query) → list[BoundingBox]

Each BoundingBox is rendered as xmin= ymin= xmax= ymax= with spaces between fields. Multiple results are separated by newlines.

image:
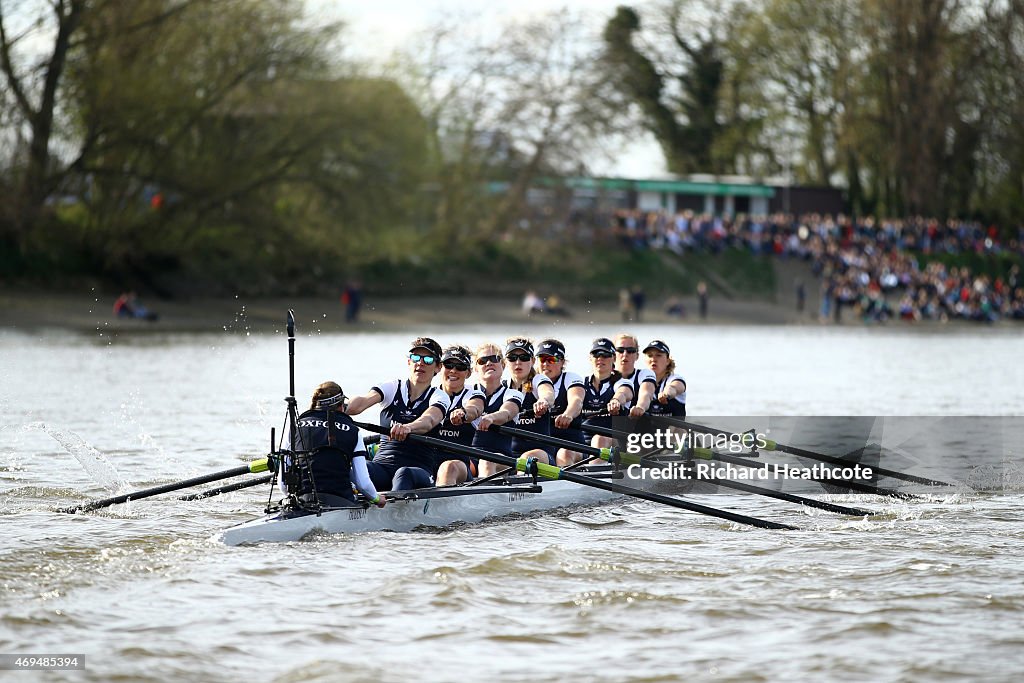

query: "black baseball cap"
xmin=643 ymin=339 xmax=671 ymax=355
xmin=536 ymin=339 xmax=565 ymax=359
xmin=590 ymin=337 xmax=615 ymax=355
xmin=504 ymin=338 xmax=534 ymax=356
xmin=440 ymin=345 xmax=471 ymax=366
xmin=409 ymin=337 xmax=442 ymax=358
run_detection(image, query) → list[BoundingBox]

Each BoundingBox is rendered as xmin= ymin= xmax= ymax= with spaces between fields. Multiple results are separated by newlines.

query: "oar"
xmin=57 ymin=458 xmax=270 ymax=513
xmin=489 ymin=423 xmax=872 ymax=516
xmin=353 ymin=421 xmax=796 ymax=530
xmin=648 ymin=416 xmax=955 ymax=487
xmin=584 ymin=420 xmax=916 ymax=500
xmin=179 ymin=473 xmax=274 ymax=501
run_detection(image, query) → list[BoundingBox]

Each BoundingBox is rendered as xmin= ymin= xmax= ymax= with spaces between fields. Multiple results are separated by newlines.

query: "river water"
xmin=2 ymin=322 xmax=1024 ymax=682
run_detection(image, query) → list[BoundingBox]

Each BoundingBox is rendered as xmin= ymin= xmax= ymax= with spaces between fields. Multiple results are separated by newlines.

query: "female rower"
xmin=471 ymin=342 xmax=524 ymax=478
xmin=280 ymin=381 xmax=385 ymax=509
xmin=611 ymin=332 xmax=657 ymax=418
xmin=581 ymin=337 xmax=622 ymax=449
xmin=502 ymin=337 xmax=557 ymax=465
xmin=433 ymin=345 xmax=486 ymax=486
xmin=345 ymin=337 xmax=451 ymax=491
xmin=536 ymin=338 xmax=586 ymax=466
xmin=644 ymin=339 xmax=687 ymax=417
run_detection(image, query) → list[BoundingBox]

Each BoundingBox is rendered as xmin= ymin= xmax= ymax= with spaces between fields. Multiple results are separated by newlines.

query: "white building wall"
xmin=637 ymin=191 xmax=663 ymax=211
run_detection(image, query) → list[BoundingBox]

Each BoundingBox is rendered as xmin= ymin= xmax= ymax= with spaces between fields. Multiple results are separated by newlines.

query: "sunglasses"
xmin=591 ymin=351 xmax=614 ymax=359
xmin=476 ymin=354 xmax=502 ymax=366
xmin=506 ymin=353 xmax=533 ymax=363
xmin=442 ymin=360 xmax=469 ymax=371
xmin=615 ymin=346 xmax=639 ymax=354
xmin=538 ymin=355 xmax=561 ymax=363
xmin=409 ymin=353 xmax=436 ymax=365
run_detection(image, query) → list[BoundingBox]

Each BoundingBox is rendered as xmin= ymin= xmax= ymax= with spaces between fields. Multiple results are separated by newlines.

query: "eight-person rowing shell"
xmin=202 ymin=317 xmax=924 ymax=544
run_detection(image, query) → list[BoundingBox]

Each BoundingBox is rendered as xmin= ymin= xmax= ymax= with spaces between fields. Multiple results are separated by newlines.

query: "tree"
xmin=0 ymin=0 xmax=87 ymax=245
xmin=400 ymin=9 xmax=623 ymax=243
xmin=2 ymin=0 xmax=432 ymax=289
xmin=858 ymin=0 xmax=985 ymax=216
xmin=729 ymin=0 xmax=859 ymax=186
xmin=969 ymin=0 xmax=1024 ymax=226
xmin=600 ymin=2 xmax=729 ymax=174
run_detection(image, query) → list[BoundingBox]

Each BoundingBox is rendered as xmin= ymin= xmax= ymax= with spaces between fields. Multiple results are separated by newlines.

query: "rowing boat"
xmin=218 ymin=470 xmax=623 ymax=545
xmin=56 ymin=312 xmax=946 ymax=536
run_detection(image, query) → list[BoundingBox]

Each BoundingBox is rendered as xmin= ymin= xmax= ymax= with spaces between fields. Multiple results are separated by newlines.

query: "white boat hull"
xmin=218 ymin=478 xmax=618 ymax=545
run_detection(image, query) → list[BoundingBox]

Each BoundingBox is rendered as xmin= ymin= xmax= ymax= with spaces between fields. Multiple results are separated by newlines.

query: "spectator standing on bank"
xmin=630 ymin=285 xmax=646 ymax=323
xmin=697 ymin=281 xmax=708 ymax=320
xmin=619 ymin=288 xmax=634 ymax=322
xmin=342 ymin=280 xmax=363 ymax=323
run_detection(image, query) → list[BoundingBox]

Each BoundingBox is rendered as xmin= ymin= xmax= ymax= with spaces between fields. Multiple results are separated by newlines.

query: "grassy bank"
xmin=916 ymin=250 xmax=1023 ymax=280
xmin=1 ymin=238 xmax=777 ymax=302
xmin=358 ymin=243 xmax=776 ymax=300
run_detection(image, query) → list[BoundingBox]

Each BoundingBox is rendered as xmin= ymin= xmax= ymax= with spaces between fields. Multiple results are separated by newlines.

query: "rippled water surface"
xmin=2 ymin=323 xmax=1024 ymax=682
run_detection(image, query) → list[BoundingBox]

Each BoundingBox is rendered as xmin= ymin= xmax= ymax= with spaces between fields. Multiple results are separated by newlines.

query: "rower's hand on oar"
xmin=372 ymin=495 xmax=387 ymax=509
xmin=478 ymin=414 xmax=496 ymax=431
xmin=554 ymin=413 xmax=574 ymax=430
xmin=450 ymin=409 xmax=467 ymax=425
xmin=390 ymin=423 xmax=412 ymax=441
xmin=607 ymin=399 xmax=622 ymax=415
xmin=534 ymin=399 xmax=550 ymax=417
xmin=629 ymin=405 xmax=646 ymax=419
xmin=657 ymin=391 xmax=671 ymax=404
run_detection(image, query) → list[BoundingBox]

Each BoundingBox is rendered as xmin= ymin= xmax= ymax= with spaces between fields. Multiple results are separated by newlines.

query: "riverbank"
xmin=1 ymin=288 xmax=1013 ymax=334
xmin=1 ymin=288 xmax=809 ymax=334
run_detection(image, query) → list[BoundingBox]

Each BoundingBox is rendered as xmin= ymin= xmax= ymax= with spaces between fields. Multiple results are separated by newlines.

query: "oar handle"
xmin=58 ymin=458 xmax=269 ymax=513
xmin=488 ymin=423 xmax=617 ymax=461
xmin=353 ymin=421 xmax=561 ymax=480
xmin=179 ymin=473 xmax=274 ymax=501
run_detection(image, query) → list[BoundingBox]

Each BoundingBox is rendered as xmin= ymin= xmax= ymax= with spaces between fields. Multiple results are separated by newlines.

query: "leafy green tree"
xmin=729 ymin=0 xmax=858 ymax=186
xmin=600 ymin=2 xmax=728 ymax=174
xmin=0 ymin=0 xmax=87 ymax=247
xmin=2 ymin=0 xmax=431 ymax=289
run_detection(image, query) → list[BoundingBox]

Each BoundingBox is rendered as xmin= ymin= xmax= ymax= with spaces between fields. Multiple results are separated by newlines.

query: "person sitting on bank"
xmin=522 ymin=290 xmax=546 ymax=315
xmin=280 ymin=381 xmax=385 ymax=509
xmin=544 ymin=294 xmax=571 ymax=316
xmin=346 ymin=336 xmax=451 ymax=491
xmin=113 ymin=291 xmax=158 ymax=322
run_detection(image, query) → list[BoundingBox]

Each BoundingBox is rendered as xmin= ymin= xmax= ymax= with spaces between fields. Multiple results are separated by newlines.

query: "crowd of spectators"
xmin=608 ymin=209 xmax=1024 ymax=323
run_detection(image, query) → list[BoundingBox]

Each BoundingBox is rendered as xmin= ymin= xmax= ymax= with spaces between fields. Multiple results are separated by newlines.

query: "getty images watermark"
xmin=622 ymin=429 xmax=874 ymax=481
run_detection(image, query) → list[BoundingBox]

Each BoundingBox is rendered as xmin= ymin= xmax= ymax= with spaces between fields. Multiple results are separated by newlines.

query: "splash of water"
xmin=965 ymin=457 xmax=1024 ymax=492
xmin=23 ymin=422 xmax=129 ymax=493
